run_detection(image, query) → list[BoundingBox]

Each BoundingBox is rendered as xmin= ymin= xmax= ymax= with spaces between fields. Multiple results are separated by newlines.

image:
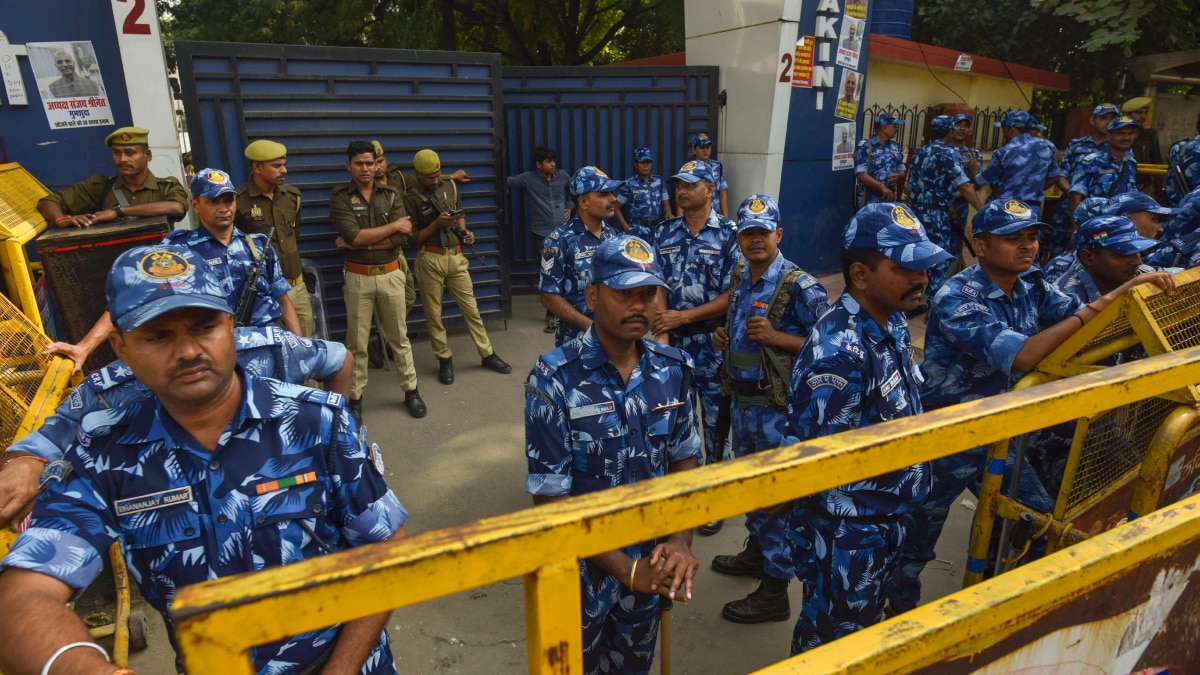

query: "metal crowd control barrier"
xmin=0 ymin=163 xmax=53 ymax=330
xmin=966 ymin=267 xmax=1200 ymax=587
xmin=172 ymin=346 xmax=1200 ymax=674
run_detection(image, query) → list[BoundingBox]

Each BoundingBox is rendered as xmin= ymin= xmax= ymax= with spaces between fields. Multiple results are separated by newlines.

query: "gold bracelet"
xmin=628 ymin=558 xmax=638 ymax=590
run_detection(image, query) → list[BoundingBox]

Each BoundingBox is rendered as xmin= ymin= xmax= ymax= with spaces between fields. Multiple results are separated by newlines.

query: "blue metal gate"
xmin=501 ymin=66 xmax=721 ymax=292
xmin=174 ymin=42 xmax=508 ymax=339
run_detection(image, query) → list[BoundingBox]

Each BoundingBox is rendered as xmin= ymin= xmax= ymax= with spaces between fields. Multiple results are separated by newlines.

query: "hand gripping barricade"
xmin=966 ymin=266 xmax=1200 ymax=586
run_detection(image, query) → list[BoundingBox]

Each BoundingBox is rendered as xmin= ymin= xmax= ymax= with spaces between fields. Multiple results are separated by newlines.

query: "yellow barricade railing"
xmin=171 ymin=346 xmax=1200 ymax=674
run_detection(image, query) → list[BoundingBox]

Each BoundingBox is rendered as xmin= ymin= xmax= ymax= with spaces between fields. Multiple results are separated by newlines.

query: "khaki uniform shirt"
xmin=47 ymin=171 xmax=188 ymax=218
xmin=235 ymin=181 xmax=303 ymax=280
xmin=403 ymin=178 xmax=463 ymax=249
xmin=383 ymin=167 xmax=417 ymax=193
xmin=329 ymin=182 xmax=408 ymax=266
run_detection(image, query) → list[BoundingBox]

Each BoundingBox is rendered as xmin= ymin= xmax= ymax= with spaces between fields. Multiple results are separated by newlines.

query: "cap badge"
xmin=1092 ymin=231 xmax=1110 ymax=243
xmin=891 ymin=205 xmax=918 ymax=231
xmin=1003 ymin=200 xmax=1032 ymax=219
xmin=120 ymin=132 xmax=131 ymax=142
xmin=593 ymin=168 xmax=609 ymax=178
xmin=621 ymin=239 xmax=654 ymax=266
xmin=681 ymin=161 xmax=697 ymax=172
xmin=747 ymin=197 xmax=767 ymax=214
xmin=207 ymin=170 xmax=229 ymax=185
xmin=698 ymin=133 xmax=709 ymax=140
xmin=140 ymin=250 xmax=191 ymax=280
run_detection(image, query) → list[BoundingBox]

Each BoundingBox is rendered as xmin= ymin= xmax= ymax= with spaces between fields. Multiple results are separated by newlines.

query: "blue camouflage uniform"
xmin=782 ymin=293 xmax=930 ymax=652
xmin=906 ymin=126 xmax=971 ymax=297
xmin=539 ymin=217 xmax=620 ymax=346
xmin=2 ymin=373 xmax=407 ymax=675
xmin=890 ymin=255 xmax=1075 ymax=612
xmin=655 ymin=206 xmax=741 ymax=464
xmin=1069 ymin=143 xmax=1138 ymax=205
xmin=977 ymin=134 xmax=1064 ymax=218
xmin=525 ymin=327 xmax=700 ymax=675
xmin=164 ymin=224 xmax=290 ymax=327
xmin=1143 ymin=189 xmax=1200 ymax=266
xmin=1166 ymin=134 xmax=1200 ymax=207
xmin=854 ymin=137 xmax=906 ymax=206
xmin=1048 ymin=135 xmax=1105 ymax=257
xmin=10 ymin=326 xmax=345 ymax=464
xmin=617 ymin=174 xmax=669 ymax=241
xmin=707 ymin=159 xmax=729 ymax=212
xmin=951 ymin=143 xmax=983 ymax=233
xmin=1162 ymin=186 xmax=1200 ymax=242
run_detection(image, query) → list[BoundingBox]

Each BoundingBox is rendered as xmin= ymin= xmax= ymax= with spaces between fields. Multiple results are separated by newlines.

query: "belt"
xmin=672 ymin=317 xmax=723 ymax=338
xmin=804 ymin=497 xmax=905 ymax=526
xmin=728 ymin=379 xmax=766 ymax=398
xmin=345 ymin=259 xmax=399 ymax=276
xmin=632 ymin=218 xmax=659 ymax=226
xmin=423 ymin=244 xmax=462 ymax=255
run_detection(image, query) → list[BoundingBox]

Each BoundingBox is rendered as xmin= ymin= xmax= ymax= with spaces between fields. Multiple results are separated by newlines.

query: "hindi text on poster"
xmin=792 ymin=36 xmax=815 ymax=88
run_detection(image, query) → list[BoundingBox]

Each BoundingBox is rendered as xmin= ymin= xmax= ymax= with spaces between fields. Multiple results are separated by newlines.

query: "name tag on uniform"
xmin=574 ymin=250 xmax=596 ymax=260
xmin=569 ymin=401 xmax=615 ymax=419
xmin=115 ymin=486 xmax=194 ymax=517
xmin=698 ymin=248 xmax=719 ymax=255
xmin=659 ymin=246 xmax=682 ymax=255
xmin=880 ymin=370 xmax=902 ymax=397
xmin=206 ymin=257 xmax=222 ymax=267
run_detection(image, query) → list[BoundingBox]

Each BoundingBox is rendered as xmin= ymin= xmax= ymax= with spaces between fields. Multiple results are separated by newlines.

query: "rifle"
xmin=234 ymin=226 xmax=274 ymax=327
xmin=1170 ymin=162 xmax=1192 ymax=201
xmin=421 ymin=194 xmax=486 ymax=265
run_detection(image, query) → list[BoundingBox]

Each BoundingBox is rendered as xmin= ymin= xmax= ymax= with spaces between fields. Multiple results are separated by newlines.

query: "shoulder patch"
xmin=38 ymin=459 xmax=73 ymax=490
xmin=807 ymin=374 xmax=848 ymax=391
xmin=954 ymin=302 xmax=990 ymax=316
xmin=87 ymin=362 xmax=136 ymax=391
xmin=644 ymin=340 xmax=689 ymax=363
xmin=798 ymin=276 xmax=818 ymax=290
xmin=841 ymin=343 xmax=866 ymax=360
xmin=960 ymin=284 xmax=980 ymax=298
xmin=524 ymin=382 xmax=555 ymax=406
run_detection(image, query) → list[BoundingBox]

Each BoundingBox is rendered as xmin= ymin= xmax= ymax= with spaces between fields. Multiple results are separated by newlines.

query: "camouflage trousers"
xmin=789 ymin=508 xmax=906 ymax=653
xmin=733 ymin=403 xmax=793 ymax=579
xmin=911 ymin=205 xmax=954 ymax=300
xmin=580 ymin=553 xmax=661 ymax=675
xmin=677 ymin=333 xmax=730 ymax=465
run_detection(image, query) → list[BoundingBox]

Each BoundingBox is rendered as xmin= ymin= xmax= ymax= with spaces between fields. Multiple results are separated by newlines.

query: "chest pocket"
xmin=569 ymin=416 xmax=621 ymax=477
xmin=642 ymin=409 xmax=673 ymax=470
xmin=118 ymin=502 xmax=203 ymax=584
xmin=249 ymin=486 xmax=330 ymax=566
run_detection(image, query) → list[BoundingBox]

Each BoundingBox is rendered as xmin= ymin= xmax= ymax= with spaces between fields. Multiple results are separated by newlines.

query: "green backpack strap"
xmin=719 ymin=261 xmax=746 ymax=397
xmin=760 ymin=267 xmax=804 ymax=409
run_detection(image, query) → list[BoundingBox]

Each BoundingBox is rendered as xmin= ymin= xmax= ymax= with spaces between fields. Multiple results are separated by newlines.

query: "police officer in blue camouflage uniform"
xmin=652 ymin=161 xmax=741 ymax=483
xmin=1104 ymin=191 xmax=1176 ymax=253
xmin=690 ymin=133 xmax=729 ymax=217
xmin=1067 ymin=116 xmax=1140 ymax=227
xmin=887 ymin=200 xmax=1174 ymax=616
xmin=525 ymin=235 xmax=702 ymax=675
xmin=781 ymin=202 xmax=946 ymax=652
xmin=540 ymin=167 xmax=623 ymax=347
xmin=0 ymin=244 xmax=407 ymax=675
xmin=708 ymin=195 xmax=829 ymax=625
xmin=616 ymin=147 xmax=673 ymax=240
xmin=1148 ymin=188 xmax=1200 ymax=268
xmin=906 ymin=115 xmax=984 ymax=298
xmin=1166 ymin=112 xmax=1200 ymax=207
xmin=855 ymin=113 xmax=907 ymax=206
xmin=1053 ymin=216 xmax=1162 ymax=304
xmin=1043 ymin=194 xmax=1166 ymax=283
xmin=949 ymin=113 xmax=983 ymax=237
xmin=976 ymin=111 xmax=1069 ymax=219
xmin=1047 ymin=103 xmax=1119 ymax=258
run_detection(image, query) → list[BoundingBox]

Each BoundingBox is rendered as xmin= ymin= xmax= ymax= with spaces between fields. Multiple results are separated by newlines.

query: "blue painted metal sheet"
xmin=175 ymin=42 xmax=509 ymax=339
xmin=501 ymin=66 xmax=720 ymax=292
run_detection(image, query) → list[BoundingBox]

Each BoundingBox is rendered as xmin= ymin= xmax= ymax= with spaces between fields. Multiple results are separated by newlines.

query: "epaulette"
xmin=331 ymin=183 xmax=354 ymax=195
xmin=644 ymin=339 xmax=688 ymax=364
xmin=278 ymin=184 xmax=301 ymax=196
xmin=292 ymin=384 xmax=345 ymax=410
xmin=86 ymin=362 xmax=137 ymax=392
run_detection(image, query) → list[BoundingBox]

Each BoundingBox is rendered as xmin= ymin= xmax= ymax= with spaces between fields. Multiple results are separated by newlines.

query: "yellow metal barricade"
xmin=170 ymin=347 xmax=1200 ymax=674
xmin=0 ymin=163 xmax=52 ymax=329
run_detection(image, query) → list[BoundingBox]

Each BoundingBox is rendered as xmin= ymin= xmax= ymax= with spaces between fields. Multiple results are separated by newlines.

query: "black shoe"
xmin=698 ymin=520 xmax=724 ymax=536
xmin=404 ymin=389 xmax=427 ymax=418
xmin=438 ymin=358 xmax=454 ymax=385
xmin=481 ymin=353 xmax=512 ymax=374
xmin=711 ymin=535 xmax=765 ymax=577
xmin=544 ymin=318 xmax=559 ymax=334
xmin=721 ymin=575 xmax=791 ymax=624
xmin=348 ymin=398 xmax=363 ymax=426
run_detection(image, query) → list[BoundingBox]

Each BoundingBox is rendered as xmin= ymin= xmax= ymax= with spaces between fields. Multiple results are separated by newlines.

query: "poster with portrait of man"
xmin=836 ymin=17 xmax=866 ymax=69
xmin=833 ymin=122 xmax=856 ymax=170
xmin=27 ymin=41 xmax=114 ymax=131
xmin=835 ymin=70 xmax=862 ymax=121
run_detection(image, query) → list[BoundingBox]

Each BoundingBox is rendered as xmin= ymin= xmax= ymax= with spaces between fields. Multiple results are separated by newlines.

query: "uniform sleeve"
xmin=328 ymin=407 xmax=407 ymax=546
xmin=1069 ymin=160 xmax=1095 ymax=196
xmin=159 ymin=177 xmax=191 ymax=213
xmin=715 ymin=167 xmax=729 ymax=192
xmin=46 ymin=175 xmax=107 ymax=215
xmin=385 ymin=189 xmax=409 ymax=249
xmin=280 ymin=336 xmax=347 ymax=383
xmin=720 ymin=234 xmax=743 ymax=293
xmin=668 ymin=358 xmax=702 ymax=464
xmin=978 ymin=150 xmax=1002 ymax=188
xmin=853 ymin=142 xmax=870 ymax=174
xmin=786 ymin=351 xmax=870 ymax=441
xmin=615 ymin=180 xmax=631 ymax=205
xmin=537 ymin=234 xmax=569 ymax=295
xmin=781 ymin=276 xmax=830 ymax=336
xmin=329 ymin=189 xmax=363 ymax=245
xmin=5 ymin=387 xmax=102 ymax=462
xmin=943 ymin=150 xmax=970 ymax=188
xmin=525 ymin=364 xmax=573 ymax=496
xmin=931 ymin=290 xmax=1028 ymax=377
xmin=1037 ymin=278 xmax=1083 ymax=325
xmin=260 ymin=240 xmax=292 ymax=299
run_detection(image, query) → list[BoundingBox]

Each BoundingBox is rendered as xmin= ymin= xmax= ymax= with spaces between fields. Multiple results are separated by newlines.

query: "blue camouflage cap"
xmin=1074 ymin=216 xmax=1160 ymax=255
xmin=1075 ymin=197 xmax=1112 ymax=224
xmin=190 ymin=167 xmax=238 ymax=199
xmin=994 ymin=110 xmax=1035 ymax=129
xmin=1108 ymin=115 xmax=1138 ymax=132
xmin=952 ymin=113 xmax=973 ymax=125
xmin=843 ymin=203 xmax=952 ymax=271
xmin=569 ymin=166 xmax=623 ymax=196
xmin=1106 ymin=192 xmax=1179 ymax=218
xmin=671 ymin=160 xmax=716 ymax=185
xmin=107 ymin=245 xmax=232 ymax=331
xmin=874 ymin=112 xmax=905 ymax=127
xmin=690 ymin=132 xmax=714 ymax=147
xmin=931 ymin=115 xmax=955 ymax=131
xmin=736 ymin=194 xmax=781 ymax=232
xmin=1092 ymin=103 xmax=1119 ymax=117
xmin=1032 ymin=117 xmax=1048 ymax=132
xmin=633 ymin=147 xmax=654 ymax=162
xmin=591 ymin=235 xmax=669 ymax=290
xmin=972 ymin=199 xmax=1053 ymax=236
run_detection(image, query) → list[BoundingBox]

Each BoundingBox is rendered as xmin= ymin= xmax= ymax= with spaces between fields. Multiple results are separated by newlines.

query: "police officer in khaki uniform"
xmin=235 ymin=139 xmax=314 ymax=337
xmin=403 ymin=148 xmax=511 ymax=385
xmin=37 ymin=127 xmax=188 ymax=228
xmin=330 ymin=141 xmax=426 ymax=422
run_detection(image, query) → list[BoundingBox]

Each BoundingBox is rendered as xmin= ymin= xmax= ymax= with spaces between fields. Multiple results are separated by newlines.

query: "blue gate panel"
xmin=175 ymin=42 xmax=509 ymax=340
xmin=501 ymin=66 xmax=719 ymax=292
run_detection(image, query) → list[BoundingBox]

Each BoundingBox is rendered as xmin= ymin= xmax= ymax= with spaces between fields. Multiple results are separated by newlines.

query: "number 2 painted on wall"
xmin=119 ymin=0 xmax=152 ymax=35
xmin=779 ymin=53 xmax=793 ymax=83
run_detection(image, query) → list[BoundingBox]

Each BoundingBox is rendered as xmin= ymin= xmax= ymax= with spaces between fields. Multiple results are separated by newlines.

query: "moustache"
xmin=903 ymin=285 xmax=925 ymax=298
xmin=622 ymin=314 xmax=649 ymax=325
xmin=168 ymin=356 xmax=215 ymax=378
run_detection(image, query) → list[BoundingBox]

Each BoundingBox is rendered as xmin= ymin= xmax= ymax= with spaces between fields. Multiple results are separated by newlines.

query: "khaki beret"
xmin=371 ymin=140 xmax=385 ymax=157
xmin=413 ymin=149 xmax=441 ymax=175
xmin=244 ymin=139 xmax=288 ymax=162
xmin=105 ymin=127 xmax=150 ymax=147
xmin=1121 ymin=96 xmax=1152 ymax=113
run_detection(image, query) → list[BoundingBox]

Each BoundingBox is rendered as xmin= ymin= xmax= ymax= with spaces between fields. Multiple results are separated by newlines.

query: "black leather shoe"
xmin=404 ymin=389 xmax=427 ymax=418
xmin=721 ymin=575 xmax=790 ymax=624
xmin=698 ymin=520 xmax=724 ymax=536
xmin=711 ymin=535 xmax=765 ymax=577
xmin=438 ymin=358 xmax=454 ymax=385
xmin=481 ymin=353 xmax=512 ymax=374
xmin=348 ymin=398 xmax=363 ymax=426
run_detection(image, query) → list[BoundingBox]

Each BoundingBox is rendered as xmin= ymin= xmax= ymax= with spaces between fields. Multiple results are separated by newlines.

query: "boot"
xmin=721 ymin=575 xmax=790 ymax=624
xmin=404 ymin=389 xmax=427 ymax=418
xmin=438 ymin=357 xmax=454 ymax=385
xmin=711 ymin=535 xmax=765 ymax=577
xmin=481 ymin=353 xmax=512 ymax=374
xmin=698 ymin=519 xmax=724 ymax=536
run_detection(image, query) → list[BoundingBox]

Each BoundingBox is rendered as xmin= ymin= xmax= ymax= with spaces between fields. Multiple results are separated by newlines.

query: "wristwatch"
xmin=114 ymin=205 xmax=125 ymax=218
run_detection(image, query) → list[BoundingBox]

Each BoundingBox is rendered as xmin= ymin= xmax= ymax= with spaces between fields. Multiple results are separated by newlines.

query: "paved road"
xmin=128 ymin=288 xmax=974 ymax=674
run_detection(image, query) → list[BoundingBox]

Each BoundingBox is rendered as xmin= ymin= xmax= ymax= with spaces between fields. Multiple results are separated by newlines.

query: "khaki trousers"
xmin=343 ymin=267 xmax=418 ymax=399
xmin=287 ymin=279 xmax=315 ymax=338
xmin=414 ymin=249 xmax=493 ymax=360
